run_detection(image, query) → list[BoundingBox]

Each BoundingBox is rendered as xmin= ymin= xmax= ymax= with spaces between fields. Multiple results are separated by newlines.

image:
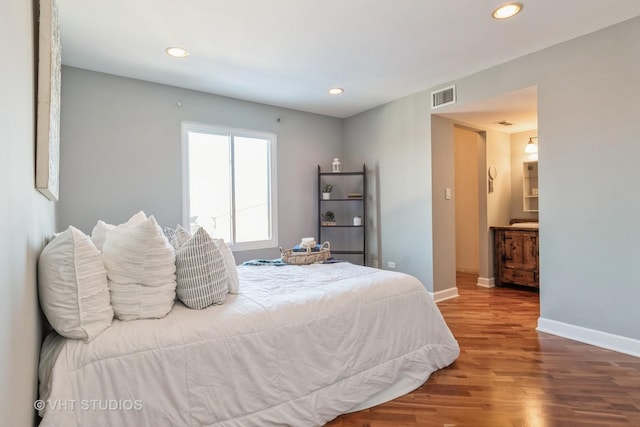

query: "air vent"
xmin=431 ymin=85 xmax=456 ymax=109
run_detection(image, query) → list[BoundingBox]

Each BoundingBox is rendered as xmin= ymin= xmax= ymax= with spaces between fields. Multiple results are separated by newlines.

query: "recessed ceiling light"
xmin=165 ymin=47 xmax=190 ymax=58
xmin=492 ymin=3 xmax=523 ymax=19
xmin=328 ymin=88 xmax=344 ymax=95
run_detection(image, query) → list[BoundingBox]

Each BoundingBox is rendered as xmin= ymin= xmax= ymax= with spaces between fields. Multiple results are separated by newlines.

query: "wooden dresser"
xmin=492 ymin=225 xmax=539 ymax=288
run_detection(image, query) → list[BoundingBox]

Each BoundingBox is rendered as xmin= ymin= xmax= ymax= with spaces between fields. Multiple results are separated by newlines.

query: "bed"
xmin=38 ymin=262 xmax=459 ymax=426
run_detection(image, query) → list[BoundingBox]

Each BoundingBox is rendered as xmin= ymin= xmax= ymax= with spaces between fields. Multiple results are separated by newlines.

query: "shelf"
xmin=522 ymin=161 xmax=539 ymax=214
xmin=319 ymin=171 xmax=364 ymax=176
xmin=318 ymin=164 xmax=367 ymax=265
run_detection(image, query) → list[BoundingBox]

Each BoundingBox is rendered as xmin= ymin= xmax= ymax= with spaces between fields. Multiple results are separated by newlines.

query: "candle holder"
xmin=332 ymin=158 xmax=341 ymax=172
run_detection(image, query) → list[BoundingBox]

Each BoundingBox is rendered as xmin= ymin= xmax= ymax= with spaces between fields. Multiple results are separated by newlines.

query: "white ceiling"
xmin=58 ymin=0 xmax=640 ymax=126
xmin=438 ymin=86 xmax=539 ymax=133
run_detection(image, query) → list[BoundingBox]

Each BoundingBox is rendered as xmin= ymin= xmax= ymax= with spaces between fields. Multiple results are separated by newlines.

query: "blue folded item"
xmin=292 ymin=244 xmax=322 ymax=252
xmin=242 ymin=259 xmax=288 ymax=266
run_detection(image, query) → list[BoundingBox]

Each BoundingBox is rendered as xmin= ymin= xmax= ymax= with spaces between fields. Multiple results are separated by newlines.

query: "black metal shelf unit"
xmin=317 ymin=164 xmax=367 ymax=265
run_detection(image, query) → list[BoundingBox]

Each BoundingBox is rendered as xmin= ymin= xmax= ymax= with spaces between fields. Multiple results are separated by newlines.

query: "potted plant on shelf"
xmin=322 ymin=184 xmax=333 ymax=200
xmin=321 ymin=210 xmax=336 ymax=226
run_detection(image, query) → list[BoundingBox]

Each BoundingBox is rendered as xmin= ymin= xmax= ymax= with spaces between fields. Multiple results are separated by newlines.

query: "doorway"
xmin=433 ymin=86 xmax=539 ymax=292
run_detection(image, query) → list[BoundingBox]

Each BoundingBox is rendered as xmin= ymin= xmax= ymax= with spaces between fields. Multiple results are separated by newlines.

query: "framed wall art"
xmin=36 ymin=0 xmax=61 ymax=201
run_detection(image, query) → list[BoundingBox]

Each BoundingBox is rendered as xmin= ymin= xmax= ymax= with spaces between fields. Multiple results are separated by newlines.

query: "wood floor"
xmin=326 ymin=272 xmax=640 ymax=427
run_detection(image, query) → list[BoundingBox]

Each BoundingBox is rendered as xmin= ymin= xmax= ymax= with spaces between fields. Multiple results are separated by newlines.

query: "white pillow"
xmin=214 ymin=239 xmax=239 ymax=294
xmin=164 ymin=224 xmax=192 ymax=251
xmin=175 ymin=227 xmax=229 ymax=309
xmin=102 ymin=215 xmax=177 ymax=320
xmin=163 ymin=227 xmax=178 ymax=249
xmin=90 ymin=220 xmax=114 ymax=251
xmin=38 ymin=226 xmax=113 ymax=341
xmin=91 ymin=211 xmax=147 ymax=251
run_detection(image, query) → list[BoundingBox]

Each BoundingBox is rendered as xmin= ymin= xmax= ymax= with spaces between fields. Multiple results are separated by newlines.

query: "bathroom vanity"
xmin=492 ymin=222 xmax=539 ymax=288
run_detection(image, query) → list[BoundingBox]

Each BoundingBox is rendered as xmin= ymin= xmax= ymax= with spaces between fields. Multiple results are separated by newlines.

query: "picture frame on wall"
xmin=36 ymin=0 xmax=61 ymax=201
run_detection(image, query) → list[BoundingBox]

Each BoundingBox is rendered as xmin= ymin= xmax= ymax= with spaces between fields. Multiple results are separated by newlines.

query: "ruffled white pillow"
xmin=175 ymin=227 xmax=229 ymax=309
xmin=38 ymin=226 xmax=113 ymax=341
xmin=102 ymin=215 xmax=177 ymax=320
xmin=90 ymin=210 xmax=147 ymax=251
xmin=90 ymin=220 xmax=114 ymax=251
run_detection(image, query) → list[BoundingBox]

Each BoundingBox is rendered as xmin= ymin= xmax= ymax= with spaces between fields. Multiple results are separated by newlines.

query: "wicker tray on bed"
xmin=280 ymin=242 xmax=331 ymax=265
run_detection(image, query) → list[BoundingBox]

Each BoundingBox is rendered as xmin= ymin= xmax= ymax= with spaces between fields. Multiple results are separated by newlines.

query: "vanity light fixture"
xmin=328 ymin=88 xmax=344 ymax=95
xmin=165 ymin=47 xmax=190 ymax=58
xmin=492 ymin=3 xmax=523 ymax=19
xmin=525 ymin=137 xmax=538 ymax=154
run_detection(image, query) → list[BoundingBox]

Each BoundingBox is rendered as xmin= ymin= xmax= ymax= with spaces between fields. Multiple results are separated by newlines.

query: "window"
xmin=182 ymin=122 xmax=277 ymax=251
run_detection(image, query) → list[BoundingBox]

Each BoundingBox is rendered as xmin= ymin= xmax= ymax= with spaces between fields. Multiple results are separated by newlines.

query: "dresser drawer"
xmin=502 ymin=268 xmax=537 ymax=286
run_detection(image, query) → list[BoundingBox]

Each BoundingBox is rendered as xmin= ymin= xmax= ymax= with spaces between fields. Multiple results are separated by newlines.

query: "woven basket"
xmin=280 ymin=242 xmax=331 ymax=265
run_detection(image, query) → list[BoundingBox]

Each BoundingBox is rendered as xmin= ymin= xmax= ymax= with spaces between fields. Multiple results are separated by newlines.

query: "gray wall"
xmin=1 ymin=1 xmax=57 ymax=425
xmin=343 ymin=94 xmax=434 ymax=289
xmin=344 ymin=16 xmax=640 ymax=341
xmin=58 ymin=67 xmax=343 ymax=262
xmin=537 ymin=17 xmax=640 ymax=339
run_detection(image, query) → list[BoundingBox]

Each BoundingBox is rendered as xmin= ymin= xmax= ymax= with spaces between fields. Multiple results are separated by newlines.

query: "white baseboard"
xmin=476 ymin=276 xmax=495 ymax=288
xmin=537 ymin=317 xmax=640 ymax=358
xmin=430 ymin=287 xmax=459 ymax=303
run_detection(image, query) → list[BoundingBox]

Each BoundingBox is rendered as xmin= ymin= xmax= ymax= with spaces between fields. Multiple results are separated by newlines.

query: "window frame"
xmin=181 ymin=121 xmax=278 ymax=251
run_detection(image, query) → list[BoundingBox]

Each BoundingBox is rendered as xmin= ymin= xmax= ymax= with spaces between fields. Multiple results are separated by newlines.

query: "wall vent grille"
xmin=431 ymin=85 xmax=456 ymax=109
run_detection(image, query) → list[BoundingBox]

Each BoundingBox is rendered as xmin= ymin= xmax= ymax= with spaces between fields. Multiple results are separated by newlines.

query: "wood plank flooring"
xmin=326 ymin=272 xmax=640 ymax=426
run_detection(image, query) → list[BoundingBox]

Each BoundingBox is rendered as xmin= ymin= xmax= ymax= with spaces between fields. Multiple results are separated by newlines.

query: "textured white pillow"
xmin=175 ymin=227 xmax=229 ymax=309
xmin=163 ymin=227 xmax=178 ymax=249
xmin=214 ymin=239 xmax=239 ymax=294
xmin=38 ymin=226 xmax=113 ymax=341
xmin=91 ymin=211 xmax=147 ymax=251
xmin=90 ymin=220 xmax=114 ymax=251
xmin=102 ymin=215 xmax=177 ymax=320
xmin=164 ymin=225 xmax=192 ymax=251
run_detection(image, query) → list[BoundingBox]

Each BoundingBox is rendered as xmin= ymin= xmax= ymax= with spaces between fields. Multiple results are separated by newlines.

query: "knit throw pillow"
xmin=175 ymin=227 xmax=229 ymax=309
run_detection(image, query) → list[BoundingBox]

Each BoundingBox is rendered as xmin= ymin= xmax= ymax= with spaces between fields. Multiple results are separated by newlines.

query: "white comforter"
xmin=38 ymin=262 xmax=459 ymax=426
